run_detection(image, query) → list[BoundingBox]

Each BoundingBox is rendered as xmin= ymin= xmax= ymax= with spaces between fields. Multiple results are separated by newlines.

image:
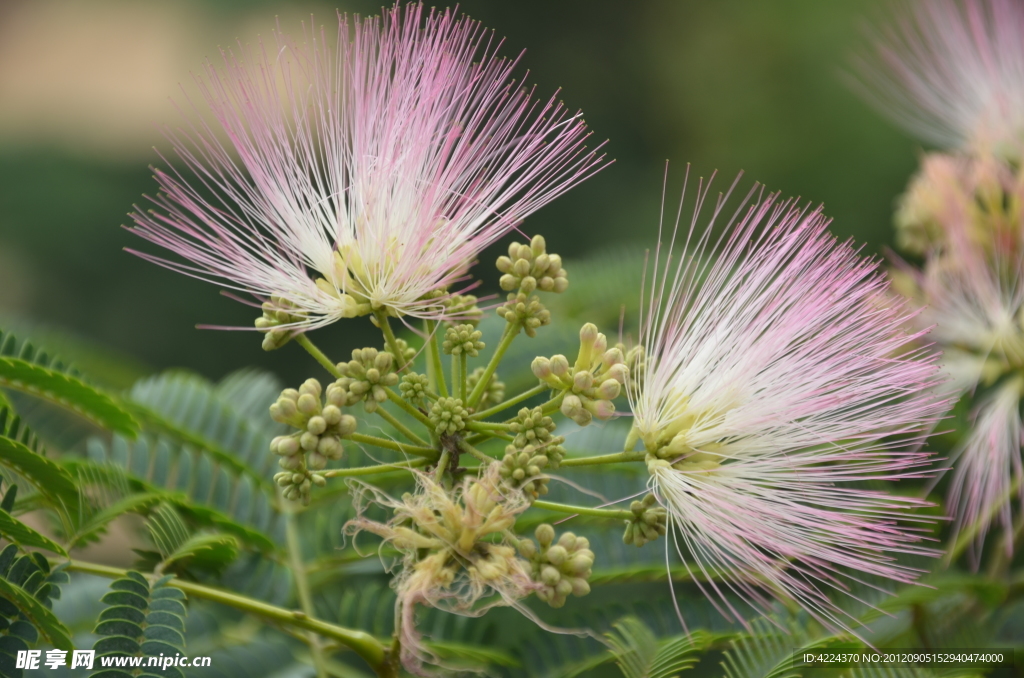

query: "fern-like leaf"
xmin=0 ymin=543 xmax=73 ymax=667
xmin=90 ymin=571 xmax=188 ymax=678
xmin=0 ymin=344 xmax=138 ymax=437
xmin=0 ymin=483 xmax=66 ymax=556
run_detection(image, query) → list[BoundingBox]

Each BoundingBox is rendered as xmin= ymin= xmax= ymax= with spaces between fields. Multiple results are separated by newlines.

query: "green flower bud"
xmin=307 ymin=415 xmax=327 ymax=435
xmin=536 ymin=524 xmax=555 ymax=547
xmin=496 ymin=292 xmax=551 ymax=337
xmin=546 ymin=545 xmax=568 ymax=565
xmin=399 ymin=372 xmax=430 ymax=405
xmin=429 ymin=397 xmax=468 ymax=436
xmin=297 ymin=393 xmax=319 ymax=416
xmin=322 ymin=405 xmax=342 ymax=425
xmin=317 ymin=436 xmax=343 ymax=459
xmin=531 ymin=356 xmax=552 ymax=379
xmin=299 ymin=378 xmax=322 ymax=397
xmin=442 ymin=324 xmax=485 ymax=356
xmin=541 ymin=565 xmax=561 ymax=586
xmin=467 ymin=367 xmax=505 ymax=409
xmin=623 ymin=493 xmax=667 ymax=547
xmin=550 ymin=355 xmax=570 ymax=377
xmin=597 ymin=379 xmax=621 ymax=400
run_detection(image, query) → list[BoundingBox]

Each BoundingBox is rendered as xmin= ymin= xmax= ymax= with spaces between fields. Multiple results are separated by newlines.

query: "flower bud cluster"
xmin=496 ymin=292 xmax=552 ymax=337
xmin=467 ymin=368 xmax=505 ymax=409
xmin=442 ymin=324 xmax=485 ymax=357
xmin=622 ymin=494 xmax=667 ymax=547
xmin=499 ymin=407 xmax=565 ymax=500
xmin=332 ymin=348 xmax=399 ymax=413
xmin=518 ymin=524 xmax=593 ymax=608
xmin=444 ymin=293 xmax=483 ymax=326
xmin=498 ymin=444 xmax=550 ymax=500
xmin=429 ymin=397 xmax=468 ymax=436
xmin=399 ymin=372 xmax=430 ymax=406
xmin=531 ymin=323 xmax=628 ymax=426
xmin=494 ymin=235 xmax=567 ymax=338
xmin=615 ymin=342 xmax=646 ymax=390
xmin=269 ymin=378 xmax=356 ymax=503
xmin=509 ymin=407 xmax=565 ymax=464
xmin=254 ymin=296 xmax=302 ymax=351
xmin=496 ymin=235 xmax=568 ymax=294
xmin=384 ymin=337 xmax=417 ymax=370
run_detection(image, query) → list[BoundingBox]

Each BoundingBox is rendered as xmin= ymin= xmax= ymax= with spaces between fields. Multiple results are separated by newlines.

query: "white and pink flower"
xmin=855 ymin=0 xmax=1024 ymax=155
xmin=129 ymin=4 xmax=606 ymax=329
xmin=630 ymin=171 xmax=948 ymax=631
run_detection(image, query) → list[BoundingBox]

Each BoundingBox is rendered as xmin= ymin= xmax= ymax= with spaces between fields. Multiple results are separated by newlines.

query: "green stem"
xmin=434 ymin=449 xmax=451 ymax=483
xmin=947 ymin=471 xmax=1024 ymax=564
xmin=321 ymin=458 xmax=429 ymax=478
xmin=295 ymin=335 xmax=342 ymax=379
xmin=987 ymin=514 xmax=1024 ymax=579
xmin=385 ymin=388 xmax=432 ymax=427
xmin=425 ymin=320 xmax=449 ymax=398
xmin=537 ymin=392 xmax=567 ymax=417
xmin=346 ymin=433 xmax=437 ymax=459
xmin=465 ymin=420 xmax=513 ymax=433
xmin=465 ymin=431 xmax=513 ymax=446
xmin=374 ymin=310 xmax=408 ymax=372
xmin=559 ymin=451 xmax=647 ymax=467
xmin=532 ymin=500 xmax=632 ymax=520
xmin=286 ymin=511 xmax=328 ymax=678
xmin=452 ymin=351 xmax=463 ymax=401
xmin=471 ymin=383 xmax=549 ymax=420
xmin=460 ymin=353 xmax=468 ymax=402
xmin=374 ymin=406 xmax=430 ymax=448
xmin=459 ymin=440 xmax=496 ymax=464
xmin=63 ymin=559 xmax=387 ymax=670
xmin=466 ymin=323 xmax=519 ymax=408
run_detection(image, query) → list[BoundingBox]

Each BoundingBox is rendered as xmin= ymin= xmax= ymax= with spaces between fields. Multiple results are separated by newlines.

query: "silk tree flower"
xmin=892 ymin=182 xmax=1024 ymax=563
xmin=627 ymin=173 xmax=947 ymax=633
xmin=344 ymin=465 xmax=536 ymax=675
xmin=853 ymin=0 xmax=1024 ymax=156
xmin=891 ymin=151 xmax=1019 ymax=256
xmin=127 ymin=4 xmax=606 ymax=332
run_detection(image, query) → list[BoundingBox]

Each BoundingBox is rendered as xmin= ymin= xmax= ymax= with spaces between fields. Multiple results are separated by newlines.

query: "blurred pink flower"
xmin=629 ymin=171 xmax=947 ymax=632
xmin=895 ymin=183 xmax=1024 ymax=563
xmin=854 ymin=0 xmax=1024 ymax=155
xmin=128 ymin=3 xmax=606 ymax=329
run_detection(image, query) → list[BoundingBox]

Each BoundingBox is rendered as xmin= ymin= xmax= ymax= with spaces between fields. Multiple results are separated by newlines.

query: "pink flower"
xmin=948 ymin=377 xmax=1024 ymax=566
xmin=128 ymin=4 xmax=606 ymax=330
xmin=894 ymin=176 xmax=1024 ymax=562
xmin=629 ymin=170 xmax=947 ymax=632
xmin=854 ymin=0 xmax=1024 ymax=155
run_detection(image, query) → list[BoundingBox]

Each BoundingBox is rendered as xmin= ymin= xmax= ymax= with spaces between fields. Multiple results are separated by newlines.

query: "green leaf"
xmin=92 ymin=572 xmax=188 ymax=667
xmin=0 ymin=570 xmax=73 ymax=651
xmin=605 ymin=617 xmax=721 ymax=678
xmin=426 ymin=640 xmax=520 ymax=668
xmin=161 ymin=532 xmax=239 ymax=574
xmin=0 ymin=436 xmax=80 ymax=515
xmin=66 ymin=458 xmax=276 ymax=553
xmin=0 ymin=357 xmax=139 ymax=436
xmin=0 ymin=507 xmax=67 ymax=556
xmin=68 ymin=492 xmax=165 ymax=548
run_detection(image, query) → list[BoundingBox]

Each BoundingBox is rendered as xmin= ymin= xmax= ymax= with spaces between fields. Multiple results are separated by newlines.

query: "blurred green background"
xmin=0 ymin=0 xmax=919 ymax=385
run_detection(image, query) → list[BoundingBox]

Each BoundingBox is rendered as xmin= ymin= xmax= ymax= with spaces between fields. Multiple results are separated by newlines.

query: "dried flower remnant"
xmin=344 ymin=466 xmax=535 ymax=674
xmin=630 ymin=172 xmax=947 ymax=633
xmin=128 ymin=4 xmax=606 ymax=337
